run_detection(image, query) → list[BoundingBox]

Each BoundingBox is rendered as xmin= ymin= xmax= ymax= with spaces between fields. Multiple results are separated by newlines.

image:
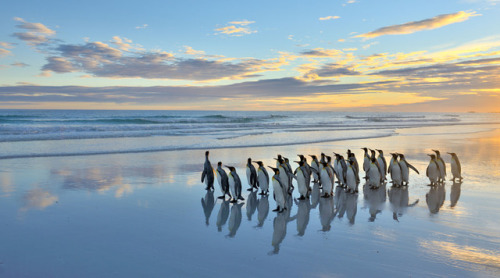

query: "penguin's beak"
xmin=427 ymin=154 xmax=432 ymax=157
xmin=294 ymin=161 xmax=300 ymax=164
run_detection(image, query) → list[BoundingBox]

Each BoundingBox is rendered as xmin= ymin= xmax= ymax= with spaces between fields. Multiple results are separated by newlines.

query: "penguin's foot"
xmin=217 ymin=196 xmax=225 ymax=199
xmin=272 ymin=207 xmax=280 ymax=212
xmin=258 ymin=191 xmax=265 ymax=195
xmin=230 ymin=199 xmax=237 ymax=203
xmin=204 ymin=186 xmax=211 ymax=190
xmin=298 ymin=196 xmax=305 ymax=200
xmin=247 ymin=188 xmax=253 ymax=191
xmin=238 ymin=196 xmax=245 ymax=200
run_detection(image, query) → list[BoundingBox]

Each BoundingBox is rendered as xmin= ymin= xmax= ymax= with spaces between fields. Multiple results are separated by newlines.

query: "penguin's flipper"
xmin=407 ymin=163 xmax=420 ymax=174
xmin=201 ymin=169 xmax=206 ymax=183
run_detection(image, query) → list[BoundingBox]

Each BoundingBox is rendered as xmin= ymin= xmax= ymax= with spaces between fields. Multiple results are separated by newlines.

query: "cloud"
xmin=184 ymin=46 xmax=205 ymax=56
xmin=12 ymin=17 xmax=56 ymax=46
xmin=111 ymin=36 xmax=143 ymax=51
xmin=319 ymin=16 xmax=340 ymax=21
xmin=302 ymin=63 xmax=360 ymax=80
xmin=300 ymin=48 xmax=344 ymax=57
xmin=0 ymin=48 xmax=11 ymax=56
xmin=215 ymin=20 xmax=257 ymax=36
xmin=135 ymin=24 xmax=148 ymax=29
xmin=356 ymin=11 xmax=480 ymax=39
xmin=11 ymin=62 xmax=29 ymax=67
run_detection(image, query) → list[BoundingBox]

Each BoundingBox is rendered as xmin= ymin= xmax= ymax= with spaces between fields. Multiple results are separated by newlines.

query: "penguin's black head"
xmin=326 ymin=156 xmax=332 ymax=162
xmin=309 ymin=155 xmax=317 ymax=160
xmin=390 ymin=153 xmax=398 ymax=159
xmin=377 ymin=149 xmax=383 ymax=155
xmin=284 ymin=157 xmax=289 ymax=163
xmin=428 ymin=154 xmax=436 ymax=159
xmin=447 ymin=152 xmax=456 ymax=157
xmin=361 ymin=147 xmax=368 ymax=152
xmin=217 ymin=161 xmax=222 ymax=166
xmin=333 ymin=152 xmax=340 ymax=158
xmin=205 ymin=150 xmax=209 ymax=156
xmin=295 ymin=160 xmax=304 ymax=166
xmin=432 ymin=150 xmax=440 ymax=156
xmin=298 ymin=154 xmax=305 ymax=160
xmin=398 ymin=154 xmax=405 ymax=159
xmin=247 ymin=158 xmax=252 ymax=163
xmin=254 ymin=161 xmax=263 ymax=167
xmin=347 ymin=149 xmax=352 ymax=154
xmin=268 ymin=166 xmax=279 ymax=174
xmin=339 ymin=155 xmax=344 ymax=159
xmin=225 ymin=165 xmax=235 ymax=171
xmin=370 ymin=149 xmax=376 ymax=155
xmin=277 ymin=154 xmax=282 ymax=160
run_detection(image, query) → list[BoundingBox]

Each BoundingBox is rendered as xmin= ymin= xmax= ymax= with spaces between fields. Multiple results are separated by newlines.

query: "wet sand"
xmin=0 ymin=124 xmax=499 ymax=277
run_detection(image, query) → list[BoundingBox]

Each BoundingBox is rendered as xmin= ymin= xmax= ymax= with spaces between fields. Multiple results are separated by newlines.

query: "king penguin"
xmin=346 ymin=159 xmax=358 ymax=193
xmin=216 ymin=161 xmax=231 ymax=199
xmin=389 ymin=153 xmax=402 ymax=187
xmin=448 ymin=152 xmax=463 ymax=182
xmin=347 ymin=149 xmax=360 ymax=184
xmin=361 ymin=147 xmax=370 ymax=179
xmin=294 ymin=160 xmax=309 ymax=200
xmin=426 ymin=154 xmax=440 ymax=186
xmin=201 ymin=150 xmax=215 ymax=191
xmin=309 ymin=155 xmax=320 ymax=183
xmin=432 ymin=150 xmax=446 ymax=183
xmin=376 ymin=149 xmax=387 ymax=181
xmin=268 ymin=167 xmax=286 ymax=213
xmin=246 ymin=158 xmax=258 ymax=191
xmin=226 ymin=166 xmax=244 ymax=203
xmin=398 ymin=154 xmax=420 ymax=186
xmin=368 ymin=157 xmax=381 ymax=189
xmin=320 ymin=162 xmax=333 ymax=198
xmin=254 ymin=161 xmax=270 ymax=196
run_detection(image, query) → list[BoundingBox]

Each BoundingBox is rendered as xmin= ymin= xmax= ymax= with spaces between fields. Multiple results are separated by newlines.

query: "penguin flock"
xmin=202 ymin=149 xmax=463 ymax=213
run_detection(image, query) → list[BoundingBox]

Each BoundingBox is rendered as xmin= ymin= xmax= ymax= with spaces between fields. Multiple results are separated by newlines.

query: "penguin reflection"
xmin=256 ymin=195 xmax=269 ymax=228
xmin=216 ymin=199 xmax=230 ymax=232
xmin=311 ymin=182 xmax=320 ymax=209
xmin=201 ymin=191 xmax=215 ymax=226
xmin=336 ymin=186 xmax=358 ymax=224
xmin=227 ymin=203 xmax=243 ymax=238
xmin=363 ymin=182 xmax=386 ymax=222
xmin=388 ymin=186 xmax=419 ymax=222
xmin=319 ymin=195 xmax=335 ymax=231
xmin=426 ymin=184 xmax=446 ymax=214
xmin=450 ymin=181 xmax=462 ymax=208
xmin=246 ymin=191 xmax=258 ymax=221
xmin=335 ymin=186 xmax=347 ymax=218
xmin=293 ymin=198 xmax=311 ymax=236
xmin=270 ymin=212 xmax=288 ymax=254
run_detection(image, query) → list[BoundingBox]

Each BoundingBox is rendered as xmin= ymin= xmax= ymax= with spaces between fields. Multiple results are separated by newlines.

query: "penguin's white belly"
xmin=400 ymin=163 xmax=409 ymax=182
xmin=377 ymin=157 xmax=386 ymax=176
xmin=296 ymin=170 xmax=307 ymax=197
xmin=258 ymin=170 xmax=269 ymax=191
xmin=228 ymin=175 xmax=236 ymax=197
xmin=246 ymin=167 xmax=251 ymax=185
xmin=272 ymin=178 xmax=285 ymax=207
xmin=368 ymin=164 xmax=381 ymax=187
xmin=346 ymin=168 xmax=356 ymax=191
xmin=216 ymin=172 xmax=223 ymax=191
xmin=363 ymin=157 xmax=370 ymax=172
xmin=279 ymin=169 xmax=289 ymax=193
xmin=451 ymin=159 xmax=460 ymax=178
xmin=390 ymin=163 xmax=402 ymax=185
xmin=427 ymin=163 xmax=439 ymax=183
xmin=311 ymin=162 xmax=319 ymax=180
xmin=320 ymin=168 xmax=332 ymax=193
xmin=437 ymin=160 xmax=445 ymax=178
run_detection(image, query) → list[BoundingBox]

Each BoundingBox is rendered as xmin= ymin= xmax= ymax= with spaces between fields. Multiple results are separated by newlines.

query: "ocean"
xmin=0 ymin=110 xmax=498 ymax=159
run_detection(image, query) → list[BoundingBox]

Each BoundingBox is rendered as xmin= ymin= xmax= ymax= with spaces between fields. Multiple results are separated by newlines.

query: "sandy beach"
xmin=1 ymin=123 xmax=499 ymax=277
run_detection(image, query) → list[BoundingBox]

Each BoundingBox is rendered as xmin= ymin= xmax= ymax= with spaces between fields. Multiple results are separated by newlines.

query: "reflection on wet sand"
xmin=363 ymin=182 xmax=386 ymax=222
xmin=294 ymin=198 xmax=311 ymax=236
xmin=310 ymin=182 xmax=320 ymax=209
xmin=246 ymin=191 xmax=258 ymax=221
xmin=256 ymin=195 xmax=269 ymax=228
xmin=227 ymin=203 xmax=243 ymax=238
xmin=426 ymin=184 xmax=446 ymax=214
xmin=270 ymin=212 xmax=288 ymax=254
xmin=319 ymin=196 xmax=335 ymax=231
xmin=388 ymin=186 xmax=419 ymax=221
xmin=201 ymin=191 xmax=215 ymax=226
xmin=334 ymin=186 xmax=358 ymax=224
xmin=450 ymin=182 xmax=462 ymax=208
xmin=216 ymin=199 xmax=230 ymax=232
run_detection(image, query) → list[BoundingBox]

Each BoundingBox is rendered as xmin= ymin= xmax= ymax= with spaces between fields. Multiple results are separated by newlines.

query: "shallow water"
xmin=0 ymin=125 xmax=499 ymax=277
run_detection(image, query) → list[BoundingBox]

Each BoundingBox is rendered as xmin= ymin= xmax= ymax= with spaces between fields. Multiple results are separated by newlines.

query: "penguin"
xmin=201 ymin=150 xmax=214 ymax=190
xmin=370 ymin=149 xmax=384 ymax=182
xmin=275 ymin=157 xmax=290 ymax=196
xmin=225 ymin=166 xmax=244 ymax=203
xmin=246 ymin=158 xmax=258 ymax=191
xmin=283 ymin=157 xmax=294 ymax=192
xmin=389 ymin=153 xmax=402 ymax=187
xmin=368 ymin=157 xmax=381 ymax=189
xmin=268 ymin=167 xmax=286 ymax=213
xmin=320 ymin=162 xmax=333 ymax=198
xmin=339 ymin=155 xmax=348 ymax=186
xmin=432 ymin=150 xmax=446 ymax=183
xmin=361 ymin=147 xmax=370 ymax=178
xmin=320 ymin=152 xmax=326 ymax=164
xmin=398 ymin=154 xmax=420 ymax=186
xmin=325 ymin=156 xmax=336 ymax=190
xmin=254 ymin=161 xmax=270 ymax=196
xmin=309 ymin=155 xmax=320 ymax=183
xmin=347 ymin=150 xmax=360 ymax=184
xmin=294 ymin=160 xmax=309 ymax=200
xmin=376 ymin=149 xmax=387 ymax=181
xmin=346 ymin=159 xmax=358 ymax=193
xmin=426 ymin=154 xmax=440 ymax=186
xmin=333 ymin=153 xmax=345 ymax=186
xmin=216 ymin=162 xmax=231 ymax=199
xmin=447 ymin=152 xmax=463 ymax=182
xmin=298 ymin=154 xmax=312 ymax=191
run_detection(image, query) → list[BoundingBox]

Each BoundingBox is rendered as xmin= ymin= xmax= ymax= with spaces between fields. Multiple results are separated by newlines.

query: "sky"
xmin=0 ymin=0 xmax=499 ymax=112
